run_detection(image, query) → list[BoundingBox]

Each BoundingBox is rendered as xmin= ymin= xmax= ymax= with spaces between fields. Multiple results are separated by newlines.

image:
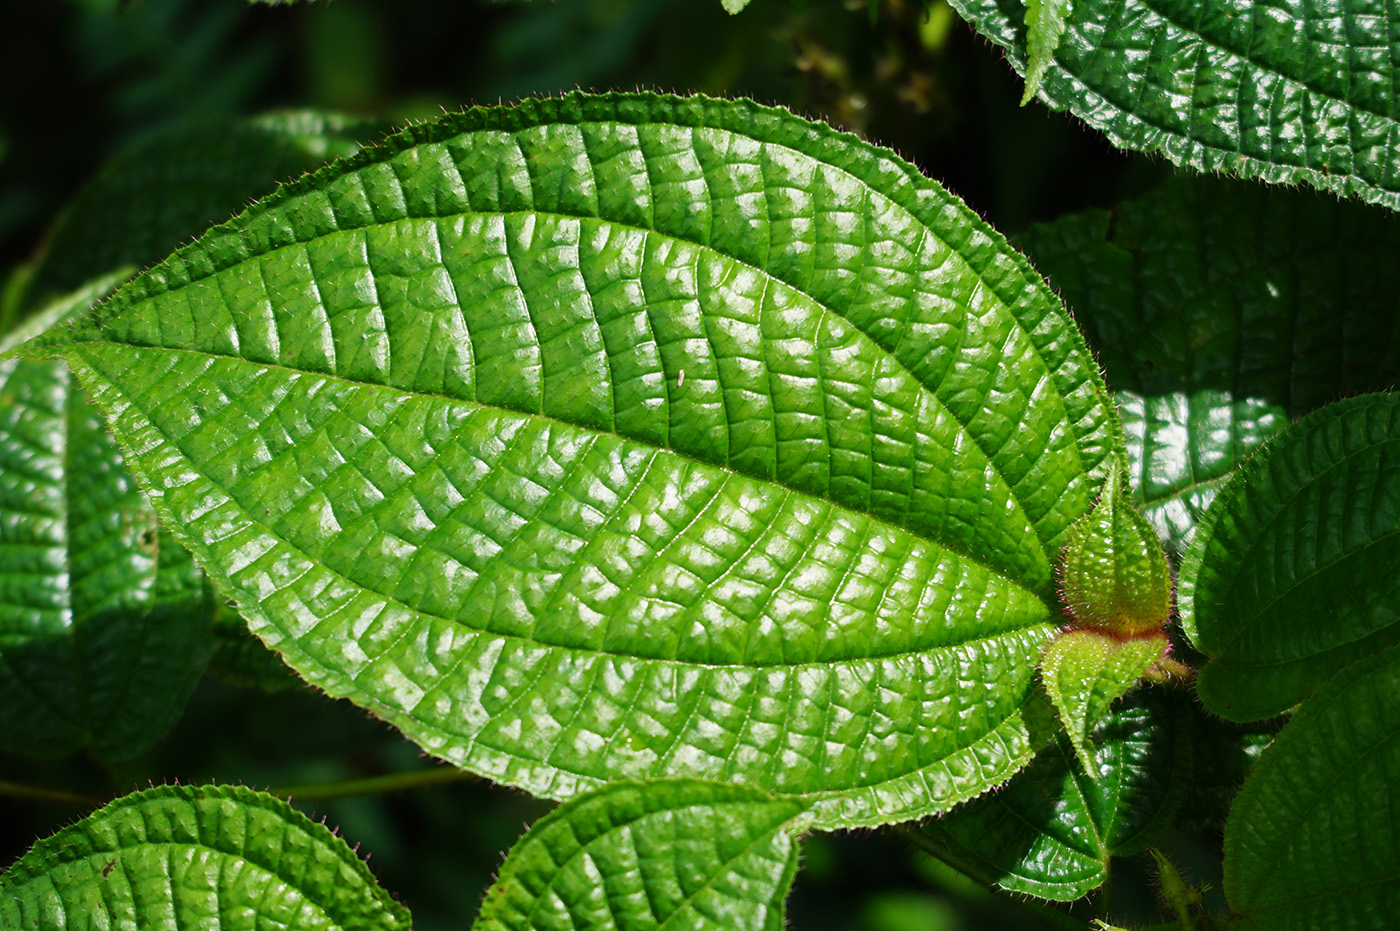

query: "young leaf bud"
xmin=1060 ymin=461 xmax=1172 ymax=637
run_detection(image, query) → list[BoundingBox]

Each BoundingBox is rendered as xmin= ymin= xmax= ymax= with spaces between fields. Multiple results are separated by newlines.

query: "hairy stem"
xmin=0 ymin=779 xmax=105 ymax=808
xmin=268 ymin=766 xmax=476 ymax=801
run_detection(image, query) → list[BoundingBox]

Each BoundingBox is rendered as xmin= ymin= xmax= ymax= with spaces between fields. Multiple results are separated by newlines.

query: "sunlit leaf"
xmin=18 ymin=92 xmax=1122 ymax=827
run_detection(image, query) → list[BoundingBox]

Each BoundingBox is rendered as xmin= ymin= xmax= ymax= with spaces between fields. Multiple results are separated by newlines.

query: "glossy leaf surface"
xmin=1224 ymin=642 xmax=1400 ymax=930
xmin=1018 ymin=177 xmax=1400 ymax=556
xmin=0 ymin=783 xmax=411 ymax=931
xmin=950 ymin=0 xmax=1400 ymax=209
xmin=1180 ymin=393 xmax=1400 ymax=721
xmin=23 ymin=93 xmax=1121 ymax=827
xmin=921 ymin=688 xmax=1190 ymax=900
xmin=0 ymin=275 xmax=212 ymax=760
xmin=474 ymin=780 xmax=806 ymax=931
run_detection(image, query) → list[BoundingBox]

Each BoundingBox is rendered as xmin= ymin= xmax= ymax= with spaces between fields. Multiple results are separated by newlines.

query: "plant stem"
xmin=0 ymin=779 xmax=105 ymax=808
xmin=268 ymin=766 xmax=476 ymax=802
xmin=895 ymin=825 xmax=1091 ymax=931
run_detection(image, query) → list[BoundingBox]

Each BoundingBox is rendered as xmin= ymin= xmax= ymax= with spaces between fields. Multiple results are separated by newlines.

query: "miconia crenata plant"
xmin=3 ymin=11 xmax=1399 ymax=923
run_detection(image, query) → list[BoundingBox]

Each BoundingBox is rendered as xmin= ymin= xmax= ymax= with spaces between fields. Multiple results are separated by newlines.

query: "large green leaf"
xmin=1223 ymin=641 xmax=1400 ymax=930
xmin=0 ymin=783 xmax=411 ymax=931
xmin=1017 ymin=177 xmax=1400 ymax=556
xmin=1179 ymin=392 xmax=1400 ymax=721
xmin=474 ymin=780 xmax=807 ymax=931
xmin=13 ymin=111 xmax=382 ymax=326
xmin=17 ymin=92 xmax=1122 ymax=827
xmin=919 ymin=688 xmax=1191 ymax=900
xmin=0 ymin=274 xmax=213 ymax=761
xmin=949 ymin=0 xmax=1400 ymax=209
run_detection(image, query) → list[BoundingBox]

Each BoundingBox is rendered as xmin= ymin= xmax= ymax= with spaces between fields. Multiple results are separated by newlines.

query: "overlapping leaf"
xmin=1180 ymin=393 xmax=1400 ymax=721
xmin=950 ymin=0 xmax=1400 ymax=209
xmin=1018 ymin=177 xmax=1400 ymax=555
xmin=0 ymin=783 xmax=411 ymax=931
xmin=0 ymin=275 xmax=212 ymax=761
xmin=1223 ymin=642 xmax=1400 ymax=930
xmin=920 ymin=689 xmax=1191 ymax=900
xmin=474 ymin=780 xmax=807 ymax=931
xmin=17 ymin=92 xmax=1122 ymax=827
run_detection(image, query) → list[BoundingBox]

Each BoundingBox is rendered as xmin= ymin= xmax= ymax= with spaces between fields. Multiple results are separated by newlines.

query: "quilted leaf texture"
xmin=0 ymin=275 xmax=213 ymax=761
xmin=921 ymin=688 xmax=1191 ymax=900
xmin=1224 ymin=641 xmax=1400 ymax=930
xmin=1180 ymin=393 xmax=1400 ymax=721
xmin=18 ymin=92 xmax=1122 ymax=827
xmin=474 ymin=780 xmax=807 ymax=931
xmin=0 ymin=784 xmax=412 ymax=931
xmin=950 ymin=0 xmax=1400 ymax=209
xmin=1017 ymin=177 xmax=1400 ymax=556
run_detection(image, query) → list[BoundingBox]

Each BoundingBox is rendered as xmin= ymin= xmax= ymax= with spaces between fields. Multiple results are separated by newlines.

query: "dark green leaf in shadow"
xmin=0 ymin=274 xmax=212 ymax=761
xmin=917 ymin=688 xmax=1191 ymax=900
xmin=21 ymin=92 xmax=1123 ymax=827
xmin=474 ymin=780 xmax=808 ymax=931
xmin=18 ymin=111 xmax=384 ymax=319
xmin=1180 ymin=392 xmax=1400 ymax=721
xmin=0 ymin=783 xmax=411 ymax=931
xmin=1223 ymin=642 xmax=1400 ymax=930
xmin=1017 ymin=177 xmax=1400 ymax=557
xmin=949 ymin=0 xmax=1400 ymax=209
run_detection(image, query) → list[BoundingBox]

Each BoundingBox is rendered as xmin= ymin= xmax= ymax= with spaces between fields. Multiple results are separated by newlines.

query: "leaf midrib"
xmin=70 ymin=341 xmax=1055 ymax=671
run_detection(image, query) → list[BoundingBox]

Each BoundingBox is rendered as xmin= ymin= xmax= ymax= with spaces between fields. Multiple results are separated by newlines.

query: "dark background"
xmin=0 ymin=2 xmax=1169 ymax=928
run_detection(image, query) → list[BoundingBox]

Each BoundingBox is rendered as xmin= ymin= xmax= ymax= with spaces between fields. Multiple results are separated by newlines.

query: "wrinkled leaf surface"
xmin=0 ymin=784 xmax=411 ymax=931
xmin=23 ymin=93 xmax=1121 ymax=827
xmin=474 ymin=780 xmax=806 ymax=931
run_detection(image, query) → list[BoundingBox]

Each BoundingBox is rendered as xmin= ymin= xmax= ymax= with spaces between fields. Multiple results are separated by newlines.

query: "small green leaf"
xmin=1060 ymin=462 xmax=1171 ymax=636
xmin=0 ymin=275 xmax=212 ymax=761
xmin=0 ymin=783 xmax=411 ymax=931
xmin=19 ymin=92 xmax=1122 ymax=827
xmin=1040 ymin=629 xmax=1167 ymax=775
xmin=1017 ymin=177 xmax=1400 ymax=557
xmin=948 ymin=0 xmax=1400 ymax=209
xmin=474 ymin=780 xmax=807 ymax=931
xmin=1180 ymin=392 xmax=1400 ymax=721
xmin=722 ymin=0 xmax=754 ymax=12
xmin=1019 ymin=0 xmax=1072 ymax=105
xmin=921 ymin=688 xmax=1191 ymax=900
xmin=1223 ymin=642 xmax=1400 ymax=930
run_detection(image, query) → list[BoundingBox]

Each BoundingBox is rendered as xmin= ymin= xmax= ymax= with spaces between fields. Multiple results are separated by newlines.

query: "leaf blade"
xmin=1179 ymin=392 xmax=1400 ymax=721
xmin=0 ymin=784 xmax=411 ymax=931
xmin=1224 ymin=642 xmax=1400 ymax=929
xmin=27 ymin=92 xmax=1122 ymax=826
xmin=474 ymin=780 xmax=806 ymax=931
xmin=949 ymin=0 xmax=1400 ymax=209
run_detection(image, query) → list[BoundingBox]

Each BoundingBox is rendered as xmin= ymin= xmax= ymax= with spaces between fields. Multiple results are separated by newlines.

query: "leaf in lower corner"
xmin=1223 ymin=642 xmax=1400 ymax=930
xmin=0 ymin=784 xmax=411 ymax=931
xmin=474 ymin=780 xmax=807 ymax=931
xmin=19 ymin=91 xmax=1124 ymax=828
xmin=1020 ymin=0 xmax=1072 ymax=105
